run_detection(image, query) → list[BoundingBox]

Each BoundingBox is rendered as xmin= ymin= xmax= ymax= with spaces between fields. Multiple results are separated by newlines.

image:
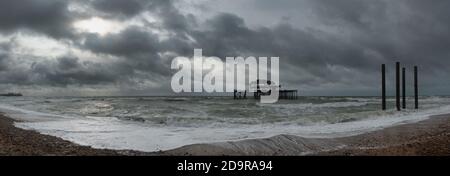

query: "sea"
xmin=0 ymin=96 xmax=449 ymax=152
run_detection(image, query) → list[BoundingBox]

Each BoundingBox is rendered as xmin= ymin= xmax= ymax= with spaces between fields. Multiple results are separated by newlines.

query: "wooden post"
xmin=414 ymin=66 xmax=418 ymax=109
xmin=256 ymin=79 xmax=260 ymax=99
xmin=382 ymin=64 xmax=386 ymax=110
xmin=402 ymin=67 xmax=406 ymax=109
xmin=396 ymin=62 xmax=400 ymax=111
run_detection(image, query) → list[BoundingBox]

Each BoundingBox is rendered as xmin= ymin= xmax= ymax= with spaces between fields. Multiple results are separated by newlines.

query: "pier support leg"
xmin=414 ymin=66 xmax=419 ymax=109
xmin=396 ymin=62 xmax=400 ymax=111
xmin=382 ymin=64 xmax=386 ymax=110
xmin=402 ymin=67 xmax=406 ymax=109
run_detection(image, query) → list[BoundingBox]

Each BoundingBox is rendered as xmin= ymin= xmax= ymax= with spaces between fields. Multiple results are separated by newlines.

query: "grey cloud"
xmin=0 ymin=0 xmax=195 ymax=90
xmin=27 ymin=56 xmax=119 ymax=86
xmin=91 ymin=0 xmax=196 ymax=34
xmin=191 ymin=13 xmax=377 ymax=86
xmin=190 ymin=13 xmax=253 ymax=58
xmin=308 ymin=0 xmax=387 ymax=28
xmin=0 ymin=0 xmax=76 ymax=39
xmin=83 ymin=27 xmax=160 ymax=56
xmin=190 ymin=1 xmax=450 ymax=94
xmin=91 ymin=0 xmax=146 ymax=17
xmin=0 ymin=43 xmax=10 ymax=71
xmin=81 ymin=27 xmax=172 ymax=76
xmin=305 ymin=0 xmax=450 ymax=80
xmin=150 ymin=0 xmax=196 ymax=34
xmin=1 ymin=0 xmax=450 ymax=95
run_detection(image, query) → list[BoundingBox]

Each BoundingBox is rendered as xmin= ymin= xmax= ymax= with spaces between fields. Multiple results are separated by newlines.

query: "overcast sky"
xmin=0 ymin=0 xmax=449 ymax=96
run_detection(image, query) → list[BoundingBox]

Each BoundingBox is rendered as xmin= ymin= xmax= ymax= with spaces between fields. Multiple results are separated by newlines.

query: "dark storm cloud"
xmin=81 ymin=27 xmax=171 ymax=76
xmin=91 ymin=0 xmax=147 ymax=17
xmin=0 ymin=54 xmax=119 ymax=86
xmin=0 ymin=44 xmax=9 ymax=71
xmin=80 ymin=0 xmax=196 ymax=78
xmin=304 ymin=0 xmax=450 ymax=84
xmin=31 ymin=56 xmax=119 ymax=85
xmin=191 ymin=13 xmax=253 ymax=57
xmin=190 ymin=0 xmax=450 ymax=94
xmin=0 ymin=0 xmax=76 ymax=39
xmin=83 ymin=27 xmax=160 ymax=56
xmin=149 ymin=0 xmax=197 ymax=34
xmin=191 ymin=13 xmax=379 ymax=86
xmin=0 ymin=42 xmax=32 ymax=84
xmin=0 ymin=0 xmax=184 ymax=88
xmin=0 ymin=0 xmax=450 ymax=95
xmin=90 ymin=0 xmax=196 ymax=33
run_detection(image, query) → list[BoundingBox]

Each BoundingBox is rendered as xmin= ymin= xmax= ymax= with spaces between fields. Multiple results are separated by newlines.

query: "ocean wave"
xmin=258 ymin=101 xmax=369 ymax=109
xmin=164 ymin=98 xmax=189 ymax=102
xmin=0 ymin=104 xmax=74 ymax=121
xmin=80 ymin=102 xmax=114 ymax=115
xmin=420 ymin=96 xmax=450 ymax=103
xmin=13 ymin=104 xmax=450 ymax=152
xmin=344 ymin=97 xmax=378 ymax=102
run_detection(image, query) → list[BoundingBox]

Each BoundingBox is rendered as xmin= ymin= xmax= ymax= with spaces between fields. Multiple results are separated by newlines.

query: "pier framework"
xmin=234 ymin=80 xmax=298 ymax=100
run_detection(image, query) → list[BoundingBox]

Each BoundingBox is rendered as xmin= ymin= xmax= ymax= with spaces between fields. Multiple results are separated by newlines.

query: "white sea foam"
xmin=5 ymin=101 xmax=450 ymax=152
xmin=80 ymin=102 xmax=114 ymax=115
xmin=0 ymin=104 xmax=74 ymax=122
xmin=258 ymin=101 xmax=369 ymax=109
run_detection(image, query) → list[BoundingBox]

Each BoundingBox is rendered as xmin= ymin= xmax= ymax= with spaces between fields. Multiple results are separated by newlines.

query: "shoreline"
xmin=0 ymin=113 xmax=148 ymax=156
xmin=0 ymin=112 xmax=449 ymax=156
xmin=160 ymin=114 xmax=450 ymax=156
